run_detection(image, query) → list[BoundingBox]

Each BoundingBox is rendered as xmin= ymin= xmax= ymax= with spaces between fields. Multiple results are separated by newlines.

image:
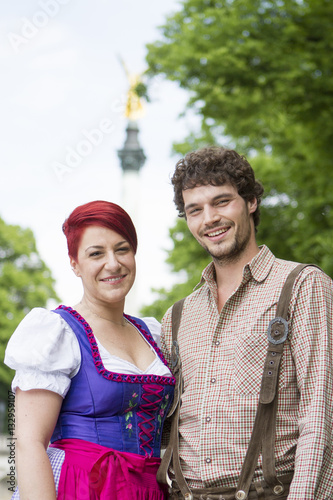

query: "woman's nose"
xmin=104 ymin=252 xmax=121 ymax=271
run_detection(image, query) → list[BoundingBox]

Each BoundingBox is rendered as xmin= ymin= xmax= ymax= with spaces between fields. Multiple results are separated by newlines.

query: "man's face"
xmin=183 ymin=183 xmax=257 ymax=265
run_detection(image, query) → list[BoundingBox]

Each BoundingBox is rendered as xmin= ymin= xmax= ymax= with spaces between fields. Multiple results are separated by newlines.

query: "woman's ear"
xmin=70 ymin=258 xmax=81 ymax=277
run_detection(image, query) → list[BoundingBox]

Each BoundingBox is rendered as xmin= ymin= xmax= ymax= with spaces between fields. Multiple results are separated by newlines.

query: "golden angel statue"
xmin=118 ymin=56 xmax=145 ymax=121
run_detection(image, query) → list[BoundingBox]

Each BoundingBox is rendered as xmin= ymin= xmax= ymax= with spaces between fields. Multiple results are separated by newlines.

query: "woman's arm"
xmin=15 ymin=388 xmax=63 ymax=500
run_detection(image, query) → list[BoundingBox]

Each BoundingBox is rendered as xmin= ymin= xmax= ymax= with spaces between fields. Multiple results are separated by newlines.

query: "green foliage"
xmin=0 ymin=217 xmax=59 ymax=413
xmin=142 ymin=0 xmax=333 ymax=317
xmin=147 ymin=0 xmax=333 ymax=151
xmin=133 ymin=81 xmax=150 ymax=102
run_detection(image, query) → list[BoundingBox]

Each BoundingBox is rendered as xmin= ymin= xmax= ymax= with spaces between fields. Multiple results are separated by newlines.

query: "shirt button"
xmin=205 ymin=416 xmax=211 ymax=423
xmin=215 ymin=340 xmax=220 ymax=346
xmin=211 ymin=378 xmax=216 ymax=383
xmin=205 ymin=457 xmax=212 ymax=464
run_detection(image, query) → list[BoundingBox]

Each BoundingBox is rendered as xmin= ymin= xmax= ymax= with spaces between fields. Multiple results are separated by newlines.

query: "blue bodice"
xmin=51 ymin=306 xmax=175 ymax=458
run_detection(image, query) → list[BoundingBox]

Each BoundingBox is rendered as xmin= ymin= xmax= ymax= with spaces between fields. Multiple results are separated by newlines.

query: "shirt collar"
xmin=195 ymin=245 xmax=275 ymax=290
xmin=245 ymin=245 xmax=275 ymax=283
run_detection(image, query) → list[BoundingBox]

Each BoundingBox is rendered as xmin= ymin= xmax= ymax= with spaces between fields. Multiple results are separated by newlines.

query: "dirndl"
xmin=12 ymin=438 xmax=168 ymax=500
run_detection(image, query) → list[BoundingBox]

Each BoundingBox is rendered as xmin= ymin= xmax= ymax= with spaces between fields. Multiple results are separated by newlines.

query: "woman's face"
xmin=70 ymin=225 xmax=136 ymax=308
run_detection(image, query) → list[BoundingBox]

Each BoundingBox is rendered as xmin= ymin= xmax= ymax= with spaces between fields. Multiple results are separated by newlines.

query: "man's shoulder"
xmin=256 ymin=246 xmax=324 ymax=281
xmin=161 ymin=282 xmax=209 ymax=331
xmin=271 ymin=259 xmax=332 ymax=302
xmin=273 ymin=258 xmax=328 ymax=279
xmin=272 ymin=257 xmax=301 ymax=273
xmin=176 ymin=280 xmax=210 ymax=310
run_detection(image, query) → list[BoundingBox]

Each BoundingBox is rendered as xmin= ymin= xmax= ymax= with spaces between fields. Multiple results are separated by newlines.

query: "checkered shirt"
xmin=161 ymin=246 xmax=333 ymax=499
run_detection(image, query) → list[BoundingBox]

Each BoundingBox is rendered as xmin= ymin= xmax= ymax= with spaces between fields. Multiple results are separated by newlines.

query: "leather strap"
xmin=168 ymin=298 xmax=186 ymax=418
xmin=157 ymin=298 xmax=187 ymax=491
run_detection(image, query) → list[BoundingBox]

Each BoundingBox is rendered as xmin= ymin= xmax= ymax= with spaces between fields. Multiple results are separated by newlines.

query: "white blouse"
xmin=4 ymin=308 xmax=172 ymax=398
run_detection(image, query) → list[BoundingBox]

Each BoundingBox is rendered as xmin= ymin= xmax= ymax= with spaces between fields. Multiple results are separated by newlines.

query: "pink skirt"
xmin=50 ymin=439 xmax=168 ymax=500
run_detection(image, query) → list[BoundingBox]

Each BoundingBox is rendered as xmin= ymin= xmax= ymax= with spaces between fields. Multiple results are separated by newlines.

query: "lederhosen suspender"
xmin=157 ymin=298 xmax=186 ymax=491
xmin=157 ymin=264 xmax=316 ymax=500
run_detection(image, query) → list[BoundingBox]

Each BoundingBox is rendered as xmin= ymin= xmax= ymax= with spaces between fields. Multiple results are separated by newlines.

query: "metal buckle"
xmin=273 ymin=484 xmax=285 ymax=495
xmin=171 ymin=340 xmax=180 ymax=368
xmin=267 ymin=317 xmax=288 ymax=345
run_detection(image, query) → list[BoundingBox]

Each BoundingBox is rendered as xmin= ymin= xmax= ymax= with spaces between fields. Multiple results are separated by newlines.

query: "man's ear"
xmin=248 ymin=197 xmax=257 ymax=214
xmin=70 ymin=257 xmax=81 ymax=277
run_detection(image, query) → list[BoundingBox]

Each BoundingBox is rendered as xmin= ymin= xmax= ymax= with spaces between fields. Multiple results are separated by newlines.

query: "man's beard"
xmin=201 ymin=223 xmax=252 ymax=266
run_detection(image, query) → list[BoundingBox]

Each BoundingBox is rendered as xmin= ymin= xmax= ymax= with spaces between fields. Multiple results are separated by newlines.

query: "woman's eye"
xmin=117 ymin=246 xmax=130 ymax=253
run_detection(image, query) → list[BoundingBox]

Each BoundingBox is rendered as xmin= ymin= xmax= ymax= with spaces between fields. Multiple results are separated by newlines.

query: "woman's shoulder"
xmin=14 ymin=306 xmax=67 ymax=327
xmin=5 ymin=306 xmax=80 ymax=371
xmin=4 ymin=306 xmax=81 ymax=397
xmin=136 ymin=316 xmax=161 ymax=347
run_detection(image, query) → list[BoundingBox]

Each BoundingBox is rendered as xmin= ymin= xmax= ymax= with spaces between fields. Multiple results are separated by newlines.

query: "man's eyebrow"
xmin=184 ymin=202 xmax=198 ymax=212
xmin=212 ymin=193 xmax=234 ymax=200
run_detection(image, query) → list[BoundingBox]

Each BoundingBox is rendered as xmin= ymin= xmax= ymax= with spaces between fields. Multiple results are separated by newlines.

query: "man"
xmin=160 ymin=147 xmax=333 ymax=499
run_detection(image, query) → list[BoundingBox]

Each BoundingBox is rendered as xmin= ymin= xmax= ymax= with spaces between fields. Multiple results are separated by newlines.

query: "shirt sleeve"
xmin=160 ymin=307 xmax=173 ymax=367
xmin=288 ymin=268 xmax=333 ymax=499
xmin=160 ymin=307 xmax=175 ymax=449
xmin=4 ymin=308 xmax=81 ymax=398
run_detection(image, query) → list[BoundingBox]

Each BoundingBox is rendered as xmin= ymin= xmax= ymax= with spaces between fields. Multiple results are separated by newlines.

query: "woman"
xmin=4 ymin=200 xmax=175 ymax=500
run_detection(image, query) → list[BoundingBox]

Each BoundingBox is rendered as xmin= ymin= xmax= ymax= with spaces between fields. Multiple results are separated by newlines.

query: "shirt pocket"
xmin=231 ymin=311 xmax=286 ymax=396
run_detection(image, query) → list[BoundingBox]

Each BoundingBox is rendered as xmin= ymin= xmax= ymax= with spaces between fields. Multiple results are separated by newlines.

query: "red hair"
xmin=62 ymin=200 xmax=137 ymax=260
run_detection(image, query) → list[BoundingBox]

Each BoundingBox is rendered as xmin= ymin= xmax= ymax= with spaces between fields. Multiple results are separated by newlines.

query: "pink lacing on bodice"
xmin=137 ymin=384 xmax=164 ymax=457
xmin=56 ymin=306 xmax=175 ymax=387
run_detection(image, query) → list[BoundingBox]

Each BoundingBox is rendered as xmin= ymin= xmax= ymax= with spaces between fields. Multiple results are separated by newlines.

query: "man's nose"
xmin=203 ymin=205 xmax=220 ymax=226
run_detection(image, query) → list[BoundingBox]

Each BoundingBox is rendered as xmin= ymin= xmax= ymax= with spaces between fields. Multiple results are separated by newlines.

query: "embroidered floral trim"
xmin=124 ymin=392 xmax=139 ymax=437
xmin=55 ymin=306 xmax=176 ymax=386
xmin=157 ymin=393 xmax=170 ymax=435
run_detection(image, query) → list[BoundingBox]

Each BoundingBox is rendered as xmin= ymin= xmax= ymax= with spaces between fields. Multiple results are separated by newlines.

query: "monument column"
xmin=117 ymin=69 xmax=146 ymax=315
xmin=117 ymin=120 xmax=146 ymax=223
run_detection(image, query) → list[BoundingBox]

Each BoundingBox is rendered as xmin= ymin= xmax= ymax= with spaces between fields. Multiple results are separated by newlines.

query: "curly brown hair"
xmin=171 ymin=147 xmax=264 ymax=229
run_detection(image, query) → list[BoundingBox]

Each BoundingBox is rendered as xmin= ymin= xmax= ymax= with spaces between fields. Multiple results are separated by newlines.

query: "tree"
xmin=141 ymin=0 xmax=333 ymax=316
xmin=0 ymin=216 xmax=59 ymax=427
xmin=146 ymin=0 xmax=333 ymax=151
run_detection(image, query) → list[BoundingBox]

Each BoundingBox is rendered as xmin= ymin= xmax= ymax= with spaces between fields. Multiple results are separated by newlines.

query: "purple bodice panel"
xmin=50 ymin=306 xmax=175 ymax=458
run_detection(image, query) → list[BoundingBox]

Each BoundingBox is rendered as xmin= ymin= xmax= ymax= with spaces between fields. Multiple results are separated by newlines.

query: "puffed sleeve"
xmin=4 ymin=308 xmax=81 ymax=398
xmin=141 ymin=317 xmax=161 ymax=347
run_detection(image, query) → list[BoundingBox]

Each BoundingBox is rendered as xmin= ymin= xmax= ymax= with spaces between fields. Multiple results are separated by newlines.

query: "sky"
xmin=0 ymin=0 xmax=197 ymax=315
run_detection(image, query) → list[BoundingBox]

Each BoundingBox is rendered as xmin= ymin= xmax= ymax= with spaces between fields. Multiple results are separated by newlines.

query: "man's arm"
xmin=288 ymin=269 xmax=333 ymax=499
xmin=160 ymin=306 xmax=174 ymax=449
